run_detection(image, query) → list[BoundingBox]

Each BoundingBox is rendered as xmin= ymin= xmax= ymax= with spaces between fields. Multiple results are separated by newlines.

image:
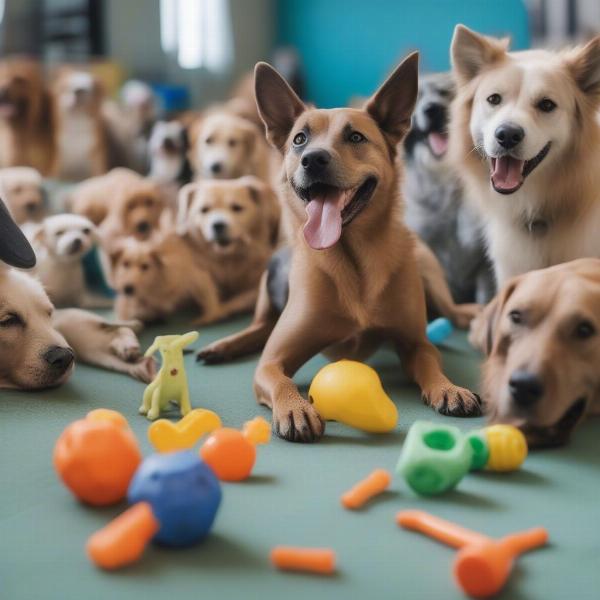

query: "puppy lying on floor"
xmin=176 ymin=176 xmax=280 ymax=313
xmin=469 ymin=258 xmax=600 ymax=447
xmin=0 ymin=166 xmax=46 ymax=224
xmin=403 ymin=72 xmax=495 ymax=304
xmin=25 ymin=214 xmax=112 ymax=308
xmin=198 ymin=56 xmax=482 ymax=442
xmin=110 ymin=234 xmax=251 ymax=324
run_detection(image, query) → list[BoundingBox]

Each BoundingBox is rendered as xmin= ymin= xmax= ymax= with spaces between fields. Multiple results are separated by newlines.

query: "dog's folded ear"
xmin=565 ymin=36 xmax=600 ymax=99
xmin=451 ymin=25 xmax=510 ymax=83
xmin=366 ymin=52 xmax=419 ymax=147
xmin=176 ymin=182 xmax=200 ymax=236
xmin=254 ymin=62 xmax=305 ymax=150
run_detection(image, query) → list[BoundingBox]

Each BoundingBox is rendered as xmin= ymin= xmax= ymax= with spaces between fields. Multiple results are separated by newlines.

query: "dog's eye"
xmin=0 ymin=313 xmax=22 ymax=328
xmin=140 ymin=263 xmax=150 ymax=271
xmin=55 ymin=230 xmax=65 ymax=237
xmin=349 ymin=131 xmax=366 ymax=144
xmin=123 ymin=260 xmax=131 ymax=268
xmin=508 ymin=309 xmax=523 ymax=325
xmin=231 ymin=203 xmax=244 ymax=212
xmin=205 ymin=136 xmax=214 ymax=145
xmin=145 ymin=198 xmax=154 ymax=207
xmin=438 ymin=89 xmax=451 ymax=98
xmin=201 ymin=206 xmax=210 ymax=214
xmin=487 ymin=93 xmax=502 ymax=106
xmin=82 ymin=227 xmax=91 ymax=235
xmin=228 ymin=139 xmax=237 ymax=148
xmin=293 ymin=132 xmax=307 ymax=146
xmin=574 ymin=320 xmax=596 ymax=339
xmin=537 ymin=98 xmax=557 ymax=113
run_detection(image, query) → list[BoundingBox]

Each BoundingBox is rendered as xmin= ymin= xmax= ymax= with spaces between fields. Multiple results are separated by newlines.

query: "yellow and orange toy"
xmin=200 ymin=416 xmax=271 ymax=482
xmin=397 ymin=510 xmax=548 ymax=598
xmin=54 ymin=409 xmax=142 ymax=506
xmin=148 ymin=408 xmax=222 ymax=453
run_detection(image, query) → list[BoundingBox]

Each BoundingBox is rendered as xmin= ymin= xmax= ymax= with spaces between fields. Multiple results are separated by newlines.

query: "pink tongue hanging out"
xmin=428 ymin=132 xmax=448 ymax=157
xmin=491 ymin=156 xmax=524 ymax=192
xmin=303 ymin=188 xmax=353 ymax=250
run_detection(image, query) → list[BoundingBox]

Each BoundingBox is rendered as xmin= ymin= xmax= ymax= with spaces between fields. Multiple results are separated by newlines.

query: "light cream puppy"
xmin=0 ymin=267 xmax=74 ymax=389
xmin=449 ymin=25 xmax=600 ymax=286
xmin=0 ymin=166 xmax=45 ymax=224
xmin=188 ymin=112 xmax=270 ymax=181
xmin=26 ymin=213 xmax=111 ymax=308
xmin=177 ymin=176 xmax=279 ymax=310
xmin=52 ymin=308 xmax=155 ymax=383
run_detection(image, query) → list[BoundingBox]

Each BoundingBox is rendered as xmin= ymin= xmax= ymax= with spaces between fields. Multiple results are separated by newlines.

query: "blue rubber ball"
xmin=128 ymin=451 xmax=222 ymax=547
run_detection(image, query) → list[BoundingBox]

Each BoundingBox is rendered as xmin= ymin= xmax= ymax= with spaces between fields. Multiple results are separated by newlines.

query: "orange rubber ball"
xmin=54 ymin=419 xmax=142 ymax=506
xmin=200 ymin=428 xmax=256 ymax=482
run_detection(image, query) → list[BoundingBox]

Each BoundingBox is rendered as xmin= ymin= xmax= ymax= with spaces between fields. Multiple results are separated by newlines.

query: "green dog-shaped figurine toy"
xmin=140 ymin=332 xmax=199 ymax=420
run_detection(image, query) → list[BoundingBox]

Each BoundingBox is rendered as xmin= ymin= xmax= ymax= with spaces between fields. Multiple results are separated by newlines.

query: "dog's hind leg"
xmin=196 ymin=271 xmax=279 ymax=364
xmin=414 ymin=237 xmax=481 ymax=328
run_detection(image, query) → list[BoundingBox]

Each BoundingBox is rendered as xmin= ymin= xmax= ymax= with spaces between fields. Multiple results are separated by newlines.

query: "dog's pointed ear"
xmin=451 ymin=25 xmax=509 ymax=83
xmin=566 ymin=36 xmax=600 ymax=98
xmin=366 ymin=52 xmax=419 ymax=146
xmin=254 ymin=62 xmax=305 ymax=151
xmin=176 ymin=182 xmax=199 ymax=236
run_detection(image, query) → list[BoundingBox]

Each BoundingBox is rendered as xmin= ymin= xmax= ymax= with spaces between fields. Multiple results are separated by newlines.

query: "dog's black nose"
xmin=70 ymin=238 xmax=82 ymax=253
xmin=123 ymin=284 xmax=135 ymax=296
xmin=423 ymin=103 xmax=446 ymax=128
xmin=212 ymin=221 xmax=227 ymax=235
xmin=26 ymin=202 xmax=39 ymax=213
xmin=495 ymin=123 xmax=525 ymax=149
xmin=136 ymin=221 xmax=150 ymax=234
xmin=43 ymin=346 xmax=74 ymax=373
xmin=210 ymin=162 xmax=222 ymax=175
xmin=509 ymin=370 xmax=544 ymax=408
xmin=301 ymin=149 xmax=331 ymax=175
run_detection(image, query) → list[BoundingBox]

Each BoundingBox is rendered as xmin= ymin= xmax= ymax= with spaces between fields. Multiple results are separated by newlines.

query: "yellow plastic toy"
xmin=148 ymin=409 xmax=222 ymax=452
xmin=484 ymin=424 xmax=528 ymax=472
xmin=242 ymin=416 xmax=271 ymax=445
xmin=308 ymin=360 xmax=398 ymax=433
xmin=87 ymin=409 xmax=130 ymax=429
xmin=140 ymin=332 xmax=199 ymax=421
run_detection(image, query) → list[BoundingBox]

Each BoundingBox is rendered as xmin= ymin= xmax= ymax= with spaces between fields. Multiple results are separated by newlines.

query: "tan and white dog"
xmin=0 ymin=166 xmax=45 ymax=224
xmin=449 ymin=25 xmax=600 ymax=286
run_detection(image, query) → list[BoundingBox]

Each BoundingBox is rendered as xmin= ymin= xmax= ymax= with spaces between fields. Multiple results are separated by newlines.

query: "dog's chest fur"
xmin=57 ymin=113 xmax=98 ymax=179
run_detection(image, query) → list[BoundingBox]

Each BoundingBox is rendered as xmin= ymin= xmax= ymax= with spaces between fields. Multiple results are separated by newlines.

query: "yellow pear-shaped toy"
xmin=308 ymin=360 xmax=398 ymax=433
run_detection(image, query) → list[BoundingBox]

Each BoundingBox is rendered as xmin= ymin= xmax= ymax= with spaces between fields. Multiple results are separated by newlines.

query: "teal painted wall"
xmin=277 ymin=0 xmax=530 ymax=107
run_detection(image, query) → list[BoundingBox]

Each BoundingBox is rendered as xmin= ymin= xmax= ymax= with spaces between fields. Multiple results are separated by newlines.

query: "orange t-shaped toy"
xmin=397 ymin=510 xmax=548 ymax=598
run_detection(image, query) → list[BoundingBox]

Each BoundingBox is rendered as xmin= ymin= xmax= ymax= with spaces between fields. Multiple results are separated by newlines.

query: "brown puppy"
xmin=198 ymin=56 xmax=482 ymax=442
xmin=51 ymin=68 xmax=111 ymax=181
xmin=0 ymin=58 xmax=55 ymax=175
xmin=470 ymin=258 xmax=600 ymax=447
xmin=0 ymin=166 xmax=45 ymax=224
xmin=111 ymin=234 xmax=251 ymax=324
xmin=177 ymin=176 xmax=280 ymax=312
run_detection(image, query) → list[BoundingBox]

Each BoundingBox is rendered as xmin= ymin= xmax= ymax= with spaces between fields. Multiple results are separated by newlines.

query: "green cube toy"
xmin=396 ymin=421 xmax=474 ymax=495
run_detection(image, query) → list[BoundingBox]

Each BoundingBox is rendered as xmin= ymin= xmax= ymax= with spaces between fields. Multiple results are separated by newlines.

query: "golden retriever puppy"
xmin=52 ymin=308 xmax=155 ymax=382
xmin=470 ymin=258 xmax=600 ymax=447
xmin=188 ymin=111 xmax=270 ymax=181
xmin=70 ymin=167 xmax=142 ymax=225
xmin=176 ymin=176 xmax=280 ymax=312
xmin=111 ymin=234 xmax=251 ymax=324
xmin=0 ymin=166 xmax=45 ymax=224
xmin=199 ymin=57 xmax=482 ymax=442
xmin=51 ymin=68 xmax=111 ymax=181
xmin=0 ymin=58 xmax=55 ymax=175
xmin=25 ymin=214 xmax=111 ymax=308
xmin=449 ymin=25 xmax=600 ymax=286
xmin=0 ymin=266 xmax=74 ymax=389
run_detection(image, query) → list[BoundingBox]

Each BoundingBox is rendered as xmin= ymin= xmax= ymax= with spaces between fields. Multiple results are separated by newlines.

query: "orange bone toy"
xmin=341 ymin=468 xmax=391 ymax=509
xmin=397 ymin=510 xmax=548 ymax=598
xmin=87 ymin=502 xmax=160 ymax=570
xmin=270 ymin=546 xmax=336 ymax=575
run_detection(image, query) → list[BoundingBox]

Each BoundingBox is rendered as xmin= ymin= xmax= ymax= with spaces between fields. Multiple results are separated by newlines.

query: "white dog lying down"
xmin=0 ymin=266 xmax=154 ymax=389
xmin=25 ymin=213 xmax=112 ymax=308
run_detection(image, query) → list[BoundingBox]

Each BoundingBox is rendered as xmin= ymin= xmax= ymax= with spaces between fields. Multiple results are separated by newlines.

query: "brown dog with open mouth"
xmin=470 ymin=258 xmax=600 ymax=447
xmin=198 ymin=55 xmax=482 ymax=442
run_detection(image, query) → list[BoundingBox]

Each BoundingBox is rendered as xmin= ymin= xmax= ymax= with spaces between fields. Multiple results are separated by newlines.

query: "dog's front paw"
xmin=196 ymin=343 xmax=227 ymax=364
xmin=423 ymin=384 xmax=482 ymax=417
xmin=112 ymin=338 xmax=142 ymax=362
xmin=272 ymin=401 xmax=325 ymax=443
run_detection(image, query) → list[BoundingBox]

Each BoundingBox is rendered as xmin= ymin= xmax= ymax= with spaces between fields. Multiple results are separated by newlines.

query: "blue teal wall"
xmin=276 ymin=0 xmax=530 ymax=107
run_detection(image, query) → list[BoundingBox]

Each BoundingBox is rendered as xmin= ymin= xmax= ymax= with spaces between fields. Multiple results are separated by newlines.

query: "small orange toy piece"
xmin=87 ymin=502 xmax=160 ymax=570
xmin=270 ymin=546 xmax=336 ymax=575
xmin=54 ymin=413 xmax=142 ymax=506
xmin=242 ymin=416 xmax=271 ymax=445
xmin=200 ymin=428 xmax=256 ymax=481
xmin=396 ymin=510 xmax=548 ymax=598
xmin=341 ymin=468 xmax=391 ymax=509
xmin=86 ymin=408 xmax=130 ymax=429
